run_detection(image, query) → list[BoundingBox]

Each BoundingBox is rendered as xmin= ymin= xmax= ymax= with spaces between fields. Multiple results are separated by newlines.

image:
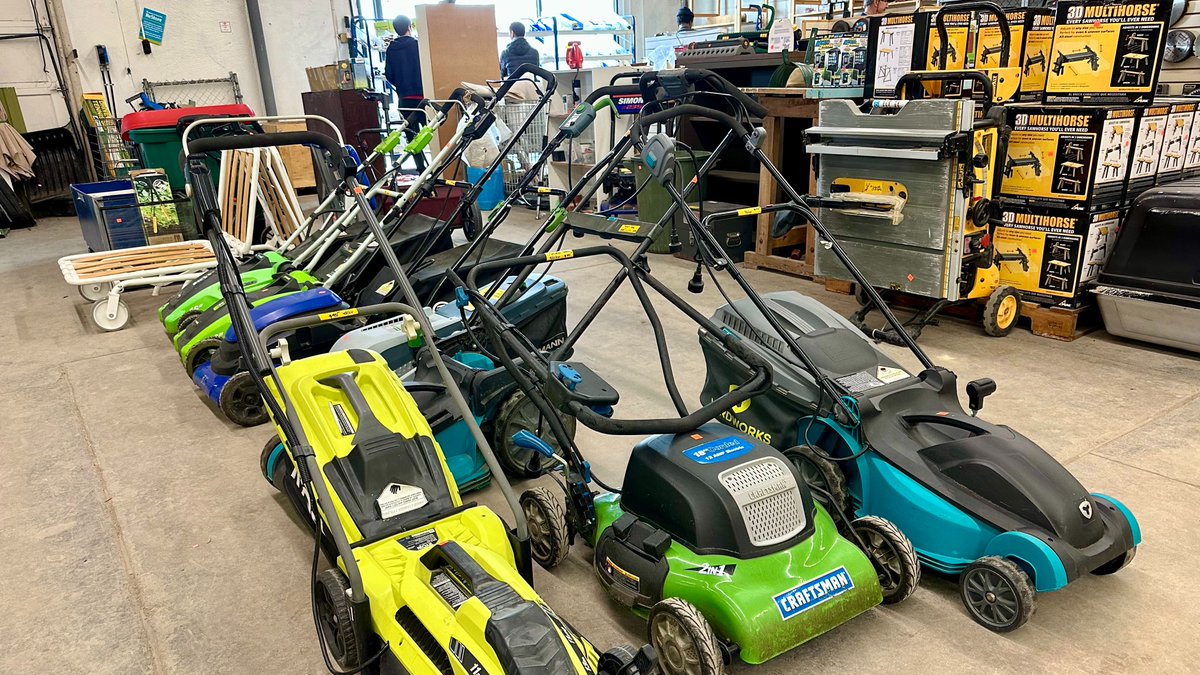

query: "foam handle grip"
xmin=187 ymin=131 xmax=345 ymax=165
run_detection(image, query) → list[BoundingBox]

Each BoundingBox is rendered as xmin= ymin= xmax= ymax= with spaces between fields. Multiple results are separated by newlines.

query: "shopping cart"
xmin=495 ymin=100 xmax=550 ymax=211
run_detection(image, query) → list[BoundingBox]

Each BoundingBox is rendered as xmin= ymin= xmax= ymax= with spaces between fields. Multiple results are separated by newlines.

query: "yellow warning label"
xmin=318 ymin=308 xmax=359 ymax=321
xmin=444 ymin=179 xmax=459 ymax=186
xmin=536 ymin=187 xmax=551 ymax=194
xmin=546 ymin=250 xmax=575 ymax=261
xmin=736 ymin=206 xmax=762 ymax=217
xmin=618 ymin=224 xmax=641 ymax=234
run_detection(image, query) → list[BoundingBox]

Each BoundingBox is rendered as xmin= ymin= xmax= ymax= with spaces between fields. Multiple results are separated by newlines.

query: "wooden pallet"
xmin=1020 ymin=301 xmax=1099 ymax=342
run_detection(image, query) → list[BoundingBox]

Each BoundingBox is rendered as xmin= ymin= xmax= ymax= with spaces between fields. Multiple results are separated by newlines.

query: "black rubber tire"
xmin=175 ymin=309 xmax=203 ymax=334
xmin=597 ymin=645 xmax=638 ymax=674
xmin=260 ymin=435 xmax=282 ymax=488
xmin=315 ymin=568 xmax=361 ymax=670
xmin=462 ymin=201 xmax=484 ymax=241
xmin=219 ymin=370 xmax=270 ymax=427
xmin=783 ymin=445 xmax=849 ymax=514
xmin=959 ymin=556 xmax=1036 ymax=632
xmin=520 ymin=487 xmax=569 ymax=569
xmin=493 ymin=389 xmax=575 ymax=478
xmin=982 ymin=285 xmax=1022 ymax=337
xmin=647 ymin=597 xmax=724 ymax=675
xmin=1092 ymin=546 xmax=1137 ymax=575
xmin=184 ymin=337 xmax=225 ymax=375
xmin=852 ymin=516 xmax=920 ymax=605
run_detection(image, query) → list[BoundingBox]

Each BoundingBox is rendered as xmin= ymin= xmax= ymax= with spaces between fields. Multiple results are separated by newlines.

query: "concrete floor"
xmin=2 ymin=212 xmax=1197 ymax=674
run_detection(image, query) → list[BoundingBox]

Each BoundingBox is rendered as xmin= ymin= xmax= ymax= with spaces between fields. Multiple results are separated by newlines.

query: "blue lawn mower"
xmin=694 ymin=202 xmax=1140 ymax=632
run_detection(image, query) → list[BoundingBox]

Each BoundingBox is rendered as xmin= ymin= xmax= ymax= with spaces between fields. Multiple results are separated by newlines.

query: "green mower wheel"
xmin=852 ymin=516 xmax=920 ymax=604
xmin=315 ymin=568 xmax=361 ymax=670
xmin=959 ymin=556 xmax=1035 ymax=632
xmin=648 ymin=597 xmax=723 ymax=675
xmin=520 ymin=487 xmax=569 ymax=569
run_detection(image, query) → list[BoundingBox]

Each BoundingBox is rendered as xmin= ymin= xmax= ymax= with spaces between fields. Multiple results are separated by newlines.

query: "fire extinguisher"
xmin=566 ymin=41 xmax=584 ymax=69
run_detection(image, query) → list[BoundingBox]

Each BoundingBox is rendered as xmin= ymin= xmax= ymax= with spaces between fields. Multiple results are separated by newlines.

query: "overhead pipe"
xmin=245 ymin=0 xmax=278 ymax=115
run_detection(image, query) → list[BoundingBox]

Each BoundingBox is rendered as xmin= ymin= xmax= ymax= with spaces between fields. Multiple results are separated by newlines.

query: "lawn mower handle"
xmin=936 ymin=2 xmax=1009 ymax=68
xmin=634 ymin=104 xmax=752 ymax=144
xmin=185 ymin=130 xmax=347 ymax=170
xmin=257 ymin=302 xmax=418 ymax=347
xmin=181 ymin=114 xmax=345 ymax=151
xmin=637 ymin=69 xmax=768 ymax=118
xmin=491 ymin=63 xmax=557 ymax=101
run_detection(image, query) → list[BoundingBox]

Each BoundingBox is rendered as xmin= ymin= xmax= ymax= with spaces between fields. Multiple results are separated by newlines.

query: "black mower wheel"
xmin=175 ymin=309 xmax=203 ymax=334
xmin=783 ymin=445 xmax=849 ymax=514
xmin=1092 ymin=546 xmax=1137 ymax=575
xmin=493 ymin=390 xmax=575 ymax=478
xmin=852 ymin=516 xmax=920 ymax=604
xmin=959 ymin=556 xmax=1035 ymax=632
xmin=462 ymin=201 xmax=484 ymax=241
xmin=315 ymin=568 xmax=361 ymax=670
xmin=260 ymin=435 xmax=282 ymax=488
xmin=647 ymin=597 xmax=723 ymax=675
xmin=982 ymin=285 xmax=1022 ymax=337
xmin=520 ymin=487 xmax=569 ymax=569
xmin=219 ymin=371 xmax=270 ymax=427
xmin=597 ymin=645 xmax=639 ymax=674
xmin=184 ymin=337 xmax=224 ymax=375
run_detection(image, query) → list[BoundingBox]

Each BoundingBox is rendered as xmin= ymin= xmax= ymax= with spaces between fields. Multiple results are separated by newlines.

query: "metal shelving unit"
xmin=499 ymin=16 xmax=637 ymax=69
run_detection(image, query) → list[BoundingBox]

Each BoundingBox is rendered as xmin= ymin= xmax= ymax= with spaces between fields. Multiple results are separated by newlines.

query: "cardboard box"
xmin=1043 ymin=0 xmax=1170 ymax=105
xmin=810 ymin=34 xmax=869 ymax=88
xmin=261 ymin=121 xmax=316 ymax=190
xmin=995 ymin=204 xmax=1121 ymax=308
xmin=1155 ymin=99 xmax=1197 ymax=184
xmin=1127 ymin=103 xmax=1170 ymax=201
xmin=130 ymin=169 xmax=185 ymax=245
xmin=865 ymin=13 xmax=931 ymax=98
xmin=970 ymin=9 xmax=1055 ymax=102
xmin=999 ymin=104 xmax=1135 ymax=209
xmin=1183 ymin=103 xmax=1200 ymax=178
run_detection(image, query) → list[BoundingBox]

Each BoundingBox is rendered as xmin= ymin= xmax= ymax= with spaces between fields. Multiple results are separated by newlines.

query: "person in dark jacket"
xmin=383 ymin=15 xmax=427 ymax=170
xmin=500 ymin=22 xmax=540 ymax=78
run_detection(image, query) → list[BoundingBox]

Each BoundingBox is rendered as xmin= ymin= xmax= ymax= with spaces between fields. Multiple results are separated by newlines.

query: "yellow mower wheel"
xmin=983 ymin=286 xmax=1021 ymax=337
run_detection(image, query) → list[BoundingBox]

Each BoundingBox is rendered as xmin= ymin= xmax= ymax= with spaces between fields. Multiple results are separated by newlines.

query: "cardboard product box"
xmin=810 ymin=33 xmax=869 ymax=89
xmin=130 ymin=169 xmax=185 ymax=245
xmin=994 ymin=203 xmax=1121 ymax=308
xmin=1043 ymin=0 xmax=1171 ymax=105
xmin=1183 ymin=103 xmax=1200 ymax=178
xmin=998 ymin=104 xmax=1135 ymax=209
xmin=865 ymin=13 xmax=931 ymax=99
xmin=1155 ymin=99 xmax=1197 ymax=184
xmin=1127 ymin=103 xmax=1170 ymax=201
xmin=970 ymin=9 xmax=1055 ymax=102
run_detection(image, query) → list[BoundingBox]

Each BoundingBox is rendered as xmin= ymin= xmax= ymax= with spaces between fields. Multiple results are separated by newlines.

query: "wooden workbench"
xmin=740 ymin=87 xmax=825 ymax=278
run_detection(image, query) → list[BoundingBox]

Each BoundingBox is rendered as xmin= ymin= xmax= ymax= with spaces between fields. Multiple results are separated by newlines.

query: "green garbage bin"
xmin=635 ymin=150 xmax=710 ymax=254
xmin=120 ymin=104 xmax=255 ymax=191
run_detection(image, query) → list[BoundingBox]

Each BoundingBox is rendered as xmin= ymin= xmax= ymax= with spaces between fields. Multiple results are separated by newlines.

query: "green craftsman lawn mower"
xmin=451 ymin=239 xmax=918 ymax=674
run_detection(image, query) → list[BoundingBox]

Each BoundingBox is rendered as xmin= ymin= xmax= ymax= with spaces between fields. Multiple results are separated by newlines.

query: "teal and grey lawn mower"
xmin=445 ymin=69 xmax=920 ymax=675
xmin=680 ymin=80 xmax=1141 ymax=632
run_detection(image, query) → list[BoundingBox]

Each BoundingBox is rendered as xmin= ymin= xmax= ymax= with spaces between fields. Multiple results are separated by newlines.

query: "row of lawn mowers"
xmin=161 ymin=62 xmax=1139 ymax=675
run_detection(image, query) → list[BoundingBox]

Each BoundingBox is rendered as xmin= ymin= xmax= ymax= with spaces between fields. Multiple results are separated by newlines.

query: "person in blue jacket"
xmin=384 ymin=15 xmax=427 ymax=170
xmin=500 ymin=22 xmax=540 ymax=78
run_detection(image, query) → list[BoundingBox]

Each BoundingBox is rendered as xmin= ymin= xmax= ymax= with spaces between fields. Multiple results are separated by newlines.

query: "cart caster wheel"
xmin=1092 ymin=546 xmax=1136 ymax=575
xmin=260 ymin=435 xmax=283 ymax=488
xmin=852 ymin=516 xmax=920 ymax=604
xmin=220 ymin=371 xmax=269 ymax=427
xmin=648 ymin=598 xmax=724 ymax=675
xmin=494 ymin=389 xmax=575 ymax=478
xmin=983 ymin=285 xmax=1021 ymax=337
xmin=79 ymin=282 xmax=112 ymax=302
xmin=175 ymin=309 xmax=203 ymax=334
xmin=959 ymin=556 xmax=1035 ymax=632
xmin=91 ymin=299 xmax=130 ymax=331
xmin=315 ymin=568 xmax=361 ymax=670
xmin=783 ymin=445 xmax=849 ymax=513
xmin=520 ymin=487 xmax=569 ymax=569
xmin=184 ymin=337 xmax=225 ymax=375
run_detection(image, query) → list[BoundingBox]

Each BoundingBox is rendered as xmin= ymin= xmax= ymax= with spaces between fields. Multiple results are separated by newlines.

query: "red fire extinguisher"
xmin=566 ymin=41 xmax=584 ymax=70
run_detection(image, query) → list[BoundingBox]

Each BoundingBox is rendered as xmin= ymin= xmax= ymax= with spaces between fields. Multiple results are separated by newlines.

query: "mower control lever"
xmin=966 ymin=378 xmax=997 ymax=415
xmin=512 ymin=430 xmax=557 ymax=460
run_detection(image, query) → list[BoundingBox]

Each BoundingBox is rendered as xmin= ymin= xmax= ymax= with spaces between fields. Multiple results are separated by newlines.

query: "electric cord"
xmin=310 ymin=521 xmax=390 ymax=675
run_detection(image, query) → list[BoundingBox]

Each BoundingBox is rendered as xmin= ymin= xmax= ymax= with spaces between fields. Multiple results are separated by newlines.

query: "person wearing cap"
xmin=863 ymin=0 xmax=889 ymax=16
xmin=677 ymin=6 xmax=695 ymax=31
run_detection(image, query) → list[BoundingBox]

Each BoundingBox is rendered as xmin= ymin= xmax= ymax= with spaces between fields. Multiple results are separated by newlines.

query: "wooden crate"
xmin=1021 ymin=301 xmax=1099 ymax=342
xmin=260 ymin=121 xmax=316 ymax=190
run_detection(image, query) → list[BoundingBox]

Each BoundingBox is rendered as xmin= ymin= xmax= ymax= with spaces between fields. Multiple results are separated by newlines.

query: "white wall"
xmin=0 ymin=0 xmax=72 ymax=131
xmin=256 ymin=0 xmax=344 ymax=115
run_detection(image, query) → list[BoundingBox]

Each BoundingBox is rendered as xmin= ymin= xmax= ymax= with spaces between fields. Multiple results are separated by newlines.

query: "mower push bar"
xmin=187 ymin=130 xmax=349 ymax=175
xmin=634 ymin=104 xmax=753 ymax=143
xmin=489 ymin=62 xmax=557 ymax=101
xmin=258 ymin=302 xmax=416 ymax=347
xmin=182 ymin=114 xmax=345 ymax=153
xmin=460 ymin=246 xmax=774 ymax=436
xmin=936 ymin=2 xmax=1009 ymax=69
xmin=637 ymin=68 xmax=769 ymax=119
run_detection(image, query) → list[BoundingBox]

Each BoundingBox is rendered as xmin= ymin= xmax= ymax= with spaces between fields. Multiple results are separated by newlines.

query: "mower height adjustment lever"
xmin=966 ymin=378 xmax=997 ymax=416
